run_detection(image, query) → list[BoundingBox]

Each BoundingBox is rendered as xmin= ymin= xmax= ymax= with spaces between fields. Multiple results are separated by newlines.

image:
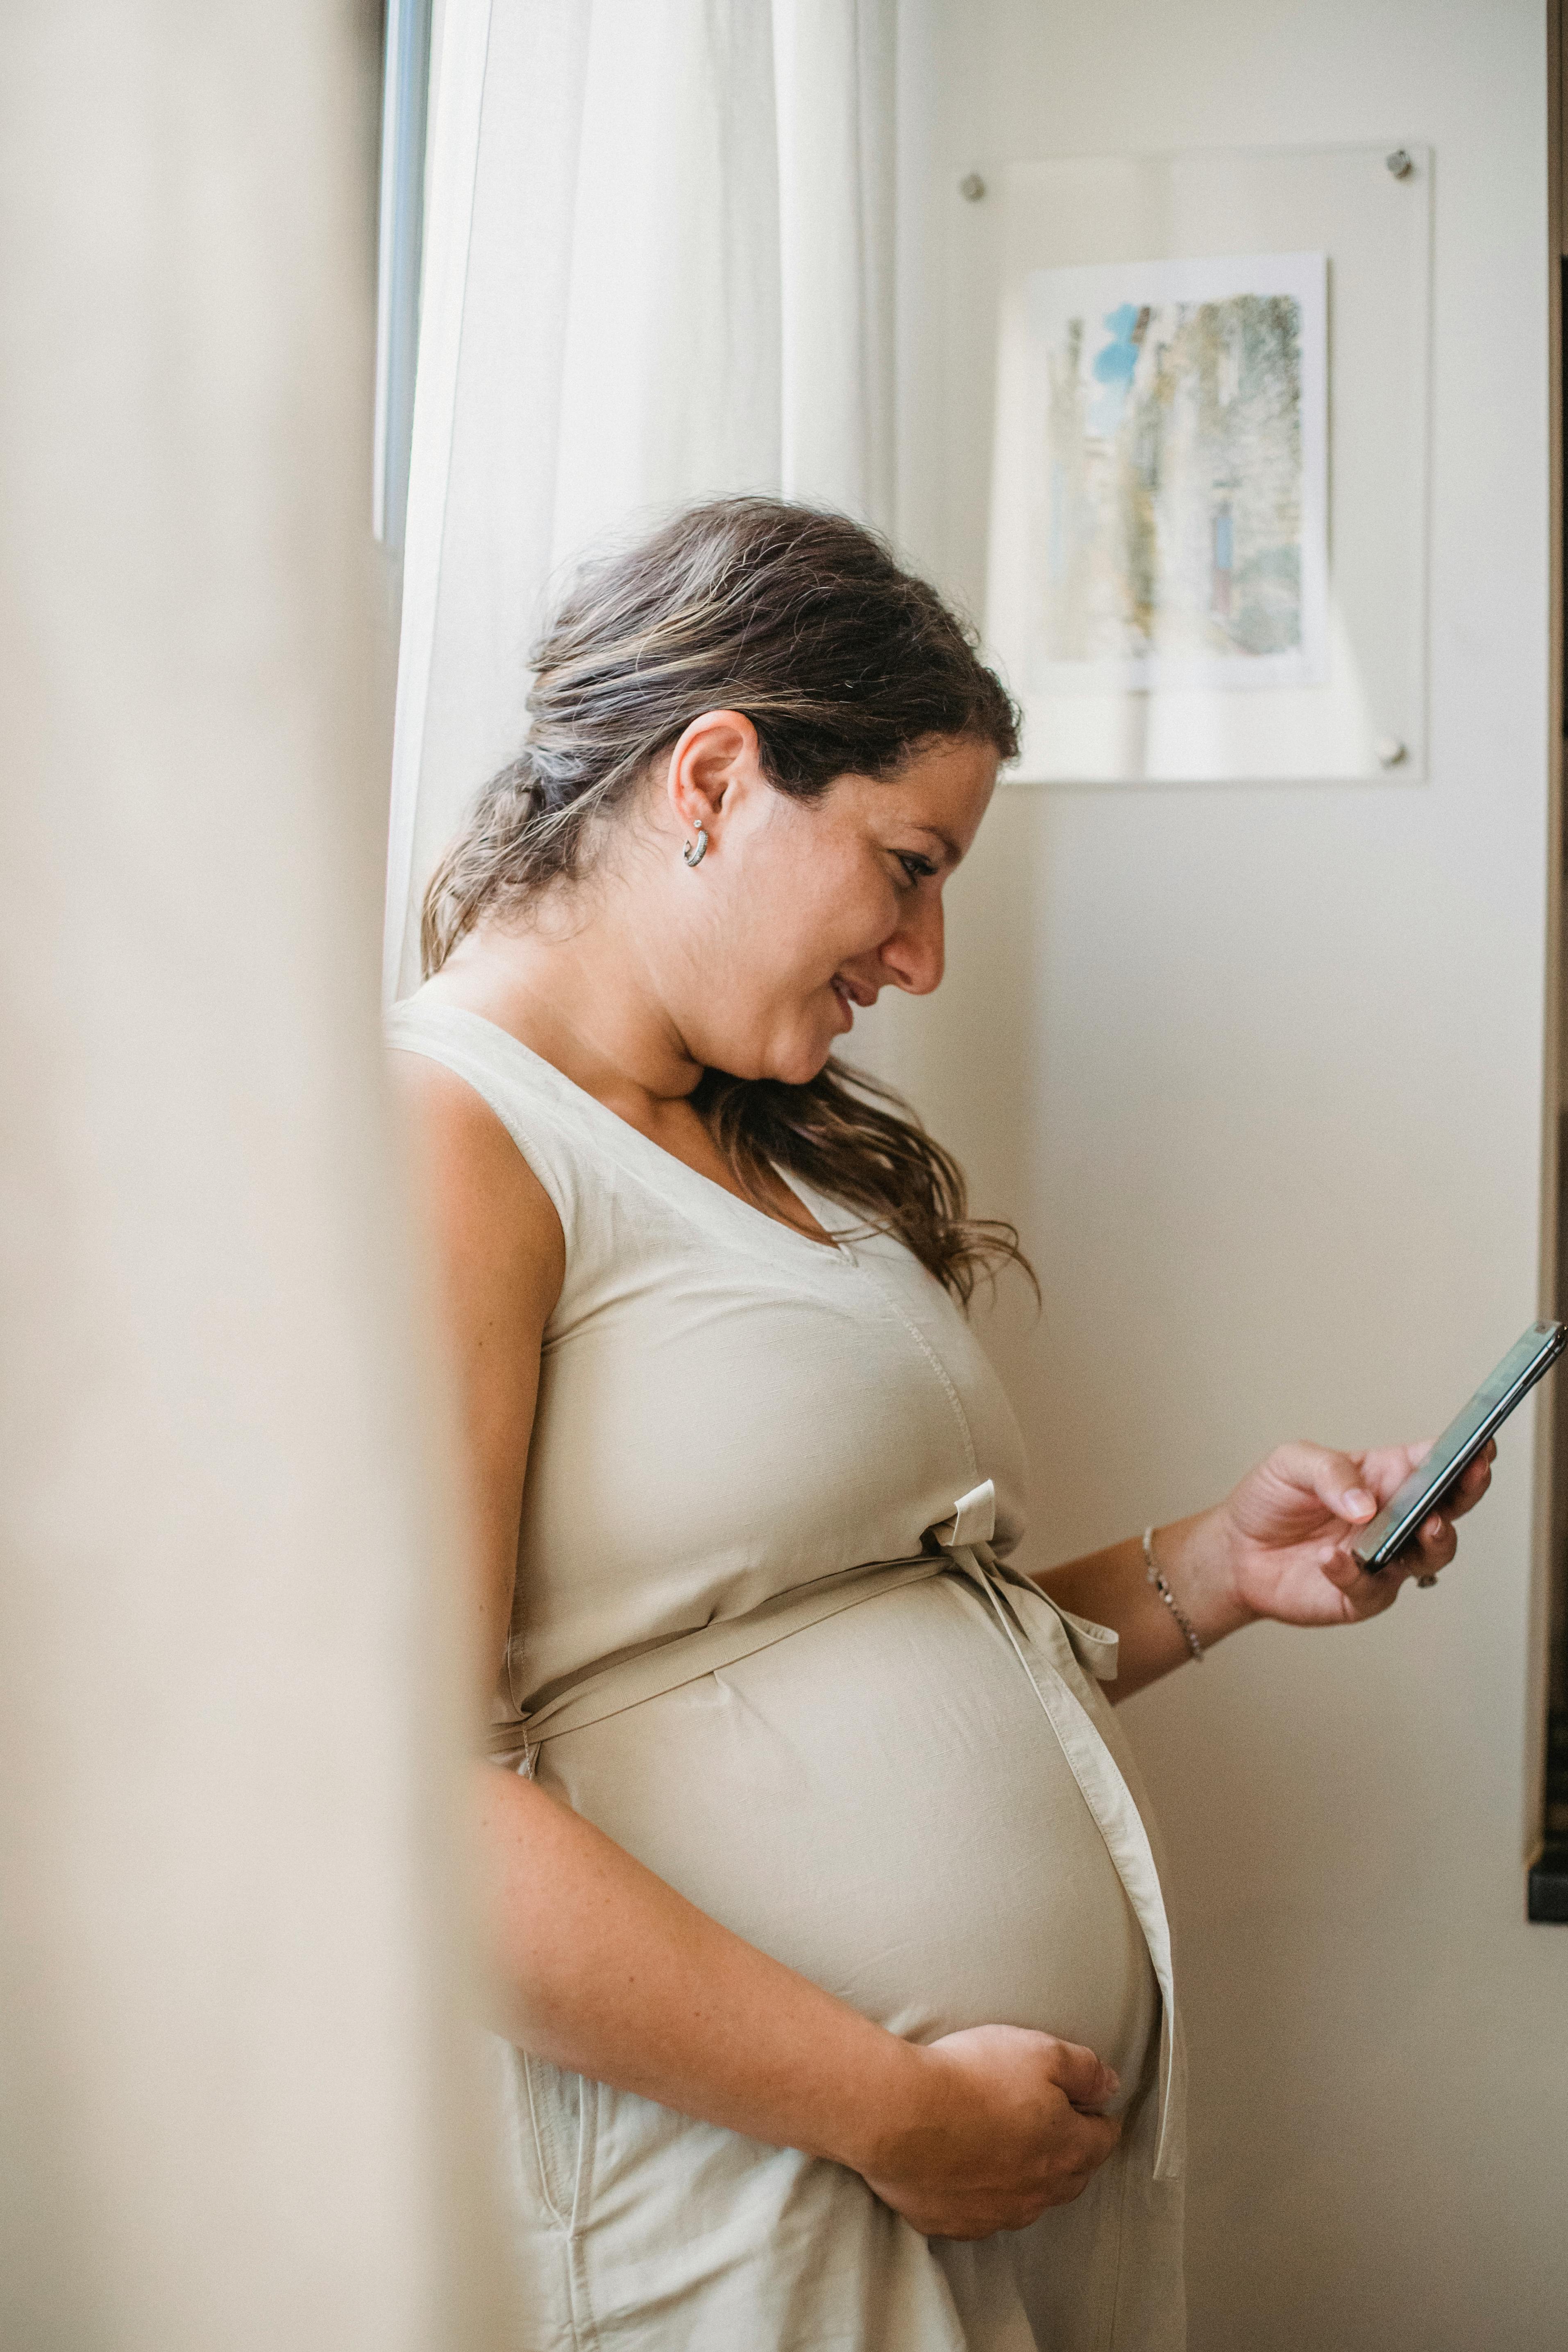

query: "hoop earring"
xmin=682 ymin=823 xmax=708 ymax=868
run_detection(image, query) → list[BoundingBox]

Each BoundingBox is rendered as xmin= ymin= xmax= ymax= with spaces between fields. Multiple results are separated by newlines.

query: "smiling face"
xmin=644 ymin=715 xmax=999 ymax=1085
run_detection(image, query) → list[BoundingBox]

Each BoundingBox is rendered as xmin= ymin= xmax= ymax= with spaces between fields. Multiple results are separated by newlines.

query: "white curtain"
xmin=383 ymin=0 xmax=896 ymax=1002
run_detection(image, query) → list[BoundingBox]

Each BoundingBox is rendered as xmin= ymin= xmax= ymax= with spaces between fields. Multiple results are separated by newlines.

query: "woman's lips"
xmin=830 ymin=975 xmax=874 ymax=1030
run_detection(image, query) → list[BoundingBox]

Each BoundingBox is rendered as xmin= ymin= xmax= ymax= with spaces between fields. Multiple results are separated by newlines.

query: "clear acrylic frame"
xmin=940 ymin=145 xmax=1432 ymax=786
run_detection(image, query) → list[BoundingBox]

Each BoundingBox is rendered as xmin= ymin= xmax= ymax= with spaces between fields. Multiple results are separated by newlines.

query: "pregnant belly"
xmin=537 ymin=1573 xmax=1157 ymax=2093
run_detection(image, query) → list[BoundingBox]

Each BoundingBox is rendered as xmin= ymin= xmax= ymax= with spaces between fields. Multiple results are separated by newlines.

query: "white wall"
xmin=0 ymin=9 xmax=495 ymax=2345
xmin=869 ymin=3 xmax=1566 ymax=2344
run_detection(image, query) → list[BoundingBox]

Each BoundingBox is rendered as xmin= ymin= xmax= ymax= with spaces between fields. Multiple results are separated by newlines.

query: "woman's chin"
xmin=767 ymin=1043 xmax=836 ymax=1086
xmin=763 ymin=1025 xmax=841 ymax=1087
xmin=701 ymin=999 xmax=846 ymax=1086
xmin=702 ymin=1028 xmax=835 ymax=1087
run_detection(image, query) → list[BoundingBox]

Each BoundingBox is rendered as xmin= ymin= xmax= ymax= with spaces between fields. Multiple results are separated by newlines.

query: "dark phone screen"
xmin=1352 ymin=1322 xmax=1566 ymax=1570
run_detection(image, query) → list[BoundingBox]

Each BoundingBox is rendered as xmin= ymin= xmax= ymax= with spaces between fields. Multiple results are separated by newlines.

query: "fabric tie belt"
xmin=493 ymin=1479 xmax=1184 ymax=2181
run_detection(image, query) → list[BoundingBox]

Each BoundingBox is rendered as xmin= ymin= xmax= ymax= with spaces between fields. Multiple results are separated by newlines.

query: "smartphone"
xmin=1351 ymin=1320 xmax=1568 ymax=1571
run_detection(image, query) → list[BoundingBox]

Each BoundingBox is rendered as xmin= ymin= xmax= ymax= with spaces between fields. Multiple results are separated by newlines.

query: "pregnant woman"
xmin=389 ymin=499 xmax=1489 ymax=2352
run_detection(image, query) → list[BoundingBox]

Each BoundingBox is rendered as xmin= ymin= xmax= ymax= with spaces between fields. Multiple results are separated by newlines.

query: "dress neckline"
xmin=390 ymin=995 xmax=854 ymax=1264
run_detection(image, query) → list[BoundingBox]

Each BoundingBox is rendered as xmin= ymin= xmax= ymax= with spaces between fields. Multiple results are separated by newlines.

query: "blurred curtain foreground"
xmin=0 ymin=8 xmax=497 ymax=2347
xmin=384 ymin=0 xmax=897 ymax=999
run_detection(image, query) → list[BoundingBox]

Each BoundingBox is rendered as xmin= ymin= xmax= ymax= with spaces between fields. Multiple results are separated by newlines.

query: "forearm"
xmin=1035 ymin=1507 xmax=1257 ymax=1699
xmin=474 ymin=1762 xmax=919 ymax=2169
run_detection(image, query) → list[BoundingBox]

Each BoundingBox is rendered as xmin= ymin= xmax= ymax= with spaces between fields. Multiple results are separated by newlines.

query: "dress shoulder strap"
xmin=384 ymin=995 xmax=593 ymax=1246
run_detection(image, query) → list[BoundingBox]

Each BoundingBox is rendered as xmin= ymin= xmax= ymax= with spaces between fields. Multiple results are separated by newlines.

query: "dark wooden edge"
xmin=1527 ymin=1843 xmax=1568 ymax=1922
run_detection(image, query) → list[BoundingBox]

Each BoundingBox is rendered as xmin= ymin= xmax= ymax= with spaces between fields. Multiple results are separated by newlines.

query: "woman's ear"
xmin=663 ymin=709 xmax=763 ymax=847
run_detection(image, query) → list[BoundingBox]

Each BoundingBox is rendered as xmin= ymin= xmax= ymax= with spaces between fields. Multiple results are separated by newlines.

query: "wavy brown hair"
xmin=422 ymin=497 xmax=1031 ymax=1305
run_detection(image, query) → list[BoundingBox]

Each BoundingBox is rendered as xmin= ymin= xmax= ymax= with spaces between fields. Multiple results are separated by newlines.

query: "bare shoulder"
xmin=388 ymin=1047 xmax=566 ymax=1320
xmin=388 ymin=1045 xmax=563 ymax=1699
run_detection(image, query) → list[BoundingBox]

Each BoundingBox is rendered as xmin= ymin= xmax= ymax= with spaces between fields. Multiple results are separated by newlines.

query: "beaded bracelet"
xmin=1142 ymin=1526 xmax=1205 ymax=1663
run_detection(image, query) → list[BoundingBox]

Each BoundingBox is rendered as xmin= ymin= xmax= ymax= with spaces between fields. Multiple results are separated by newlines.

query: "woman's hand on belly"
xmin=856 ymin=2024 xmax=1122 ymax=2241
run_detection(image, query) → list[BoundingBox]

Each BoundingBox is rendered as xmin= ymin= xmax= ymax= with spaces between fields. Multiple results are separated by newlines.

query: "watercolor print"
xmin=1020 ymin=252 xmax=1327 ymax=692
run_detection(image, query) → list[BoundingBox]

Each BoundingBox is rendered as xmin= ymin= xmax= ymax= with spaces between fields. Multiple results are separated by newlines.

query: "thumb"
xmin=1038 ymin=2035 xmax=1119 ymax=2108
xmin=1277 ymin=1440 xmax=1376 ymax=1527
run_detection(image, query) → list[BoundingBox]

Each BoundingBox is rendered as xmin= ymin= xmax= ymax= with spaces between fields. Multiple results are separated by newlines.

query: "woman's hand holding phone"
xmin=1042 ymin=1333 xmax=1546 ymax=1693
xmin=1209 ymin=1437 xmax=1495 ymax=1628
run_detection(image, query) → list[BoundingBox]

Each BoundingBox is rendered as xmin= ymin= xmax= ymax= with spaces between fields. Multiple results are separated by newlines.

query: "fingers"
xmin=1318 ymin=1480 xmax=1470 ymax=1610
xmin=1446 ymin=1441 xmax=1495 ymax=1519
xmin=1407 ymin=1508 xmax=1459 ymax=1576
xmin=1381 ymin=1438 xmax=1495 ymax=1585
xmin=1316 ymin=1542 xmax=1402 ymax=1615
xmin=1053 ymin=2109 xmax=1121 ymax=2186
xmin=1037 ymin=2036 xmax=1120 ymax=2110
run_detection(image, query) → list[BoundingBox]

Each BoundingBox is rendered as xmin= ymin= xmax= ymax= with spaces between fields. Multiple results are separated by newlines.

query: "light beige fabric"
xmin=0 ymin=14 xmax=501 ymax=2346
xmin=388 ymin=994 xmax=1185 ymax=2350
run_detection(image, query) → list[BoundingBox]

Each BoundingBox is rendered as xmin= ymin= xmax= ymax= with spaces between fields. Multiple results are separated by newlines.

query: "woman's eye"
xmin=896 ymin=852 xmax=936 ymax=886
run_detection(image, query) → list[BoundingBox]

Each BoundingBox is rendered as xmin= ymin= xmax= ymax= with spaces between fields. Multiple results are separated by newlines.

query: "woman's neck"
xmin=424 ymin=905 xmax=702 ymax=1128
xmin=417 ymin=901 xmax=831 ymax=1244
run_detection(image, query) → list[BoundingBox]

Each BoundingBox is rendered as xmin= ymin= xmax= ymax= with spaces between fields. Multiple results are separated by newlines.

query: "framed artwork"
xmin=946 ymin=148 xmax=1432 ymax=785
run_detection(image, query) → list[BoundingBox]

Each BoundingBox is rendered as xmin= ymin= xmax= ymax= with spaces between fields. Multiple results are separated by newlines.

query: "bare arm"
xmin=392 ymin=1050 xmax=1120 ymax=2237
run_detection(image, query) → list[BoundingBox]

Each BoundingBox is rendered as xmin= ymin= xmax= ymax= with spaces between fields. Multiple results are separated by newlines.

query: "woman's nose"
xmin=883 ymin=894 xmax=945 ymax=996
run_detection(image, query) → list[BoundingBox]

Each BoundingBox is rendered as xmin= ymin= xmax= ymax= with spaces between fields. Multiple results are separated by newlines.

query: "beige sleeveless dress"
xmin=388 ymin=996 xmax=1186 ymax=2352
